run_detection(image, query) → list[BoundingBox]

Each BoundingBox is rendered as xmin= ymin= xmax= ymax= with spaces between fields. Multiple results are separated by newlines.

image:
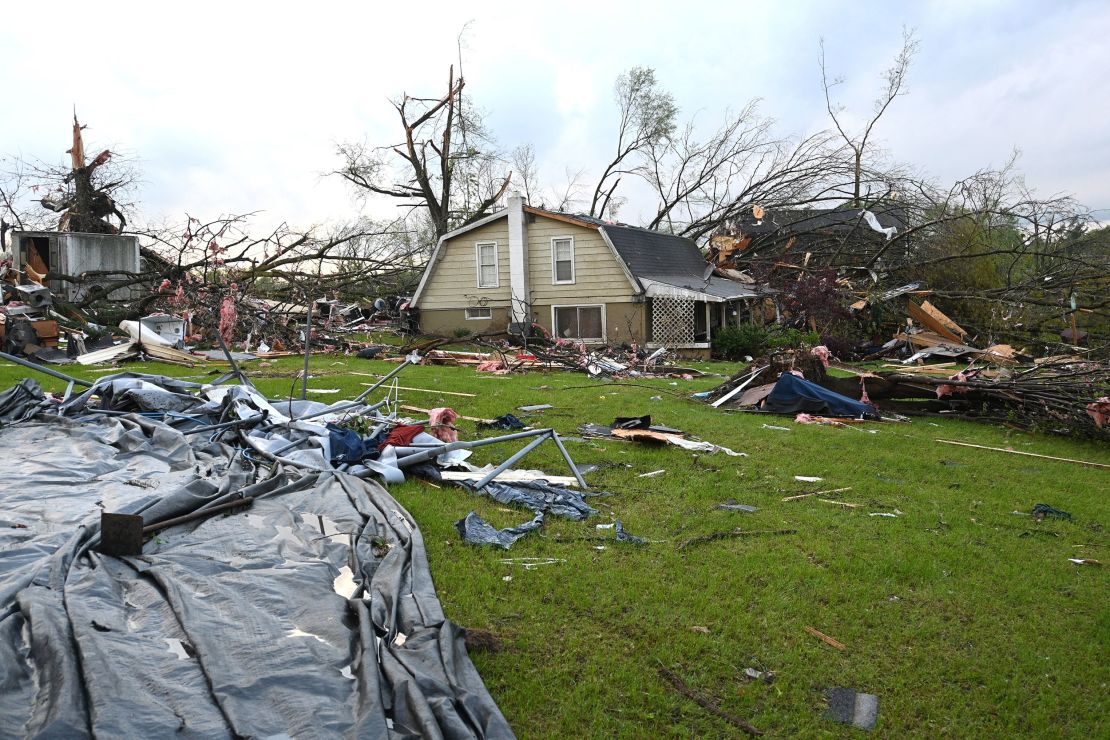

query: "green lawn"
xmin=4 ymin=355 xmax=1107 ymax=737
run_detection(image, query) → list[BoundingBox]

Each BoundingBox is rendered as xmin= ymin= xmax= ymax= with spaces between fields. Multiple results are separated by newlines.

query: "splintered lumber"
xmin=920 ymin=300 xmax=968 ymax=340
xmin=358 ymin=382 xmax=476 ymax=398
xmin=141 ymin=343 xmax=207 ymax=367
xmin=782 ymin=487 xmax=852 ymax=502
xmin=804 ymin=626 xmax=846 ymax=650
xmin=658 ymin=668 xmax=764 ymax=736
xmin=818 ymin=499 xmax=863 ymax=509
xmin=936 ymin=439 xmax=1110 ymax=470
xmin=76 ymin=341 xmax=139 ymax=365
xmin=907 ymin=300 xmax=964 ymax=344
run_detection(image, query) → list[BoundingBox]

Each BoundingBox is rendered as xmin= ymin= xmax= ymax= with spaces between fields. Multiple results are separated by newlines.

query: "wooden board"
xmin=920 ymin=300 xmax=968 ymax=339
xmin=907 ymin=301 xmax=964 ymax=344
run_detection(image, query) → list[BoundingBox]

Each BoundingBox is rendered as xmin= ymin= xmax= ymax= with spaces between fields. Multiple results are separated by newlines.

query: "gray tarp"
xmin=0 ymin=408 xmax=513 ymax=739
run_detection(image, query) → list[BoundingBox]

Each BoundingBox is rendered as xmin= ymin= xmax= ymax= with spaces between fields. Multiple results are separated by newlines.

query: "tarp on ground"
xmin=763 ymin=372 xmax=880 ymax=419
xmin=0 ymin=408 xmax=513 ymax=738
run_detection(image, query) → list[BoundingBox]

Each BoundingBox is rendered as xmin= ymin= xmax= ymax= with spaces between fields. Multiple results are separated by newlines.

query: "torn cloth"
xmin=383 ymin=423 xmax=426 ymax=448
xmin=428 ymin=407 xmax=459 ymax=442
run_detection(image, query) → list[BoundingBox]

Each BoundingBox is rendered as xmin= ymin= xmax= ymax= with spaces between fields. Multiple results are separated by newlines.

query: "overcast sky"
xmin=3 ymin=0 xmax=1108 ymax=231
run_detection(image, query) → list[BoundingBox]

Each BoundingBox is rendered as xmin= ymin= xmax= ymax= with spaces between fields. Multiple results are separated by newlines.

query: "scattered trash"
xmin=480 ymin=413 xmax=527 ymax=430
xmin=761 ymin=423 xmax=790 ymax=431
xmin=517 ymin=404 xmax=553 ymax=412
xmin=794 ymin=475 xmax=823 ymax=482
xmin=717 ymin=503 xmax=758 ymax=513
xmin=499 ymin=557 xmax=566 ymax=570
xmin=614 ymin=520 xmax=646 ymax=545
xmin=1031 ymin=503 xmax=1072 ymax=521
xmin=823 ymin=687 xmax=879 ymax=731
xmin=743 ymin=667 xmax=775 ymax=684
xmin=869 ymin=512 xmax=899 ymax=518
xmin=638 ymin=469 xmax=667 ymax=478
xmin=456 ymin=511 xmax=545 ymax=549
xmin=690 ymin=625 xmax=710 ymax=634
xmin=1068 ymin=558 xmax=1102 ymax=566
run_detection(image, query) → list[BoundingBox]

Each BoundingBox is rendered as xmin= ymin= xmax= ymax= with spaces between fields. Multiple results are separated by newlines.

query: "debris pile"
xmin=0 ymin=356 xmax=519 ymax=737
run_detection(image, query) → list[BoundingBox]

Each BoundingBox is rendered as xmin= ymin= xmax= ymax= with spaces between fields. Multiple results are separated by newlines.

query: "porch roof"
xmin=640 ymin=276 xmax=763 ymax=303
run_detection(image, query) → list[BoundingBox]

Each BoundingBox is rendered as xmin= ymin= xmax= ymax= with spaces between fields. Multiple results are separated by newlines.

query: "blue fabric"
xmin=326 ymin=423 xmax=379 ymax=464
xmin=764 ymin=372 xmax=880 ymax=419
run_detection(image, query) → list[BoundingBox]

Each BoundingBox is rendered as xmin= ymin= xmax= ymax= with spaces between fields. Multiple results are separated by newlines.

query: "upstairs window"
xmin=476 ymin=242 xmax=499 ymax=288
xmin=552 ymin=237 xmax=575 ymax=284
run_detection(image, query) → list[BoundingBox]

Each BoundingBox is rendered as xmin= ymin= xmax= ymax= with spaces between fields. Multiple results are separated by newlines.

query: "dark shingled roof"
xmin=600 ymin=225 xmax=708 ymax=280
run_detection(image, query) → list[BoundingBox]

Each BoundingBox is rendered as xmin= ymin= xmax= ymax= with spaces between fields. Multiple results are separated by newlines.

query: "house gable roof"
xmin=412 ymin=206 xmax=761 ymax=307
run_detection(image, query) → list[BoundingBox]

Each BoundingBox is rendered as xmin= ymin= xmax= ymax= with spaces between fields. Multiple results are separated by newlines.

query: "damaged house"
xmin=411 ymin=196 xmax=769 ymax=355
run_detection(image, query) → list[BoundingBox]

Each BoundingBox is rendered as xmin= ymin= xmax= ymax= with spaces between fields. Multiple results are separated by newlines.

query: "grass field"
xmin=3 ymin=354 xmax=1107 ymax=737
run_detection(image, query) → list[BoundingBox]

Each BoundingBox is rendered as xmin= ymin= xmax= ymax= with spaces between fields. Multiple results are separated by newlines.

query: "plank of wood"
xmin=782 ymin=487 xmax=852 ymax=502
xmin=358 ymin=382 xmax=476 ymax=398
xmin=920 ymin=300 xmax=968 ymax=339
xmin=907 ymin=300 xmax=964 ymax=344
xmin=805 ymin=626 xmax=846 ymax=650
xmin=818 ymin=499 xmax=863 ymax=508
xmin=936 ymin=439 xmax=1110 ymax=470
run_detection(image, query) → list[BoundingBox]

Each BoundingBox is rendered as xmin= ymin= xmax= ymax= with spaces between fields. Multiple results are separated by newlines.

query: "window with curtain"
xmin=476 ymin=242 xmax=498 ymax=288
xmin=552 ymin=238 xmax=575 ymax=284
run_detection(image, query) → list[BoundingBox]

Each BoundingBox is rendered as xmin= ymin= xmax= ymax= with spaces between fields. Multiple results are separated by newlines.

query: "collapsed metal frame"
xmin=2 ymin=348 xmax=591 ymax=491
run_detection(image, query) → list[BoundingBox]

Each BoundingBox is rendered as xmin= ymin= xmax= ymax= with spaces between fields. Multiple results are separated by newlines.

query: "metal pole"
xmin=214 ymin=329 xmax=246 ymax=383
xmin=300 ymin=302 xmax=314 ymax=401
xmin=352 ymin=358 xmax=414 ymax=403
xmin=181 ymin=414 xmax=269 ymax=435
xmin=471 ymin=432 xmax=552 ymax=489
xmin=0 ymin=350 xmax=93 ymax=388
xmin=296 ymin=397 xmax=389 ymax=422
xmin=550 ymin=431 xmax=588 ymax=488
xmin=393 ymin=428 xmax=552 ymax=469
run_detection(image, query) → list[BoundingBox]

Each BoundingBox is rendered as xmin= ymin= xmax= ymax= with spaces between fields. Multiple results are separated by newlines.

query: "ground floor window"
xmin=465 ymin=306 xmax=492 ymax=320
xmin=552 ymin=305 xmax=605 ymax=341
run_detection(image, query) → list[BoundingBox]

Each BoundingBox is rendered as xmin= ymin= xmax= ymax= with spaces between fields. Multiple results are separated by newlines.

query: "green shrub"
xmin=712 ymin=323 xmax=769 ymax=360
xmin=766 ymin=326 xmax=820 ymax=349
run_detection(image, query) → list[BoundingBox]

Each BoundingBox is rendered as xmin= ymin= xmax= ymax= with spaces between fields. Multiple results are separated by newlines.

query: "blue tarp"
xmin=763 ymin=372 xmax=880 ymax=419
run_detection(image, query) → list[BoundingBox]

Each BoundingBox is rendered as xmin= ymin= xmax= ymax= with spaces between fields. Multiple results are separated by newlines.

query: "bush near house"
xmin=713 ymin=323 xmax=821 ymax=360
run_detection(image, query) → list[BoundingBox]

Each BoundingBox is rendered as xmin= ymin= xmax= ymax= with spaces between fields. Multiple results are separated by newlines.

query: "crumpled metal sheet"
xmin=0 ymin=412 xmax=514 ymax=739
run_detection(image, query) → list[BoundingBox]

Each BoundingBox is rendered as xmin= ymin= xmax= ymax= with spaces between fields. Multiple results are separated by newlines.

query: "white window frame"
xmin=550 ymin=236 xmax=576 ymax=285
xmin=550 ymin=304 xmax=606 ymax=342
xmin=464 ymin=306 xmax=492 ymax=320
xmin=475 ymin=241 xmax=499 ymax=288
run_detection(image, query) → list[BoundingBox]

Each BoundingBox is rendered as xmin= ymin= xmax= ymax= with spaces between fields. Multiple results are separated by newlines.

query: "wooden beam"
xmin=936 ymin=439 xmax=1110 ymax=470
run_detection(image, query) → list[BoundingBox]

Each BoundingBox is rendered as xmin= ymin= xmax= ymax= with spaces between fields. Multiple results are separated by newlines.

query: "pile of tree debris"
xmin=706 ymin=342 xmax=1110 ymax=440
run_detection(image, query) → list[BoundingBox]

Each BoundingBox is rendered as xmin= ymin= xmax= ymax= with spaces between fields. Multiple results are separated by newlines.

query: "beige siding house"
xmin=411 ymin=197 xmax=765 ymax=353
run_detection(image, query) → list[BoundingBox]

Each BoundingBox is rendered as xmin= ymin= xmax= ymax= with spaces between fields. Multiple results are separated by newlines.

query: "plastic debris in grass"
xmin=718 ymin=503 xmax=758 ymax=513
xmin=1031 ymin=503 xmax=1071 ymax=521
xmin=823 ymin=687 xmax=879 ymax=731
xmin=455 ymin=511 xmax=545 ymax=549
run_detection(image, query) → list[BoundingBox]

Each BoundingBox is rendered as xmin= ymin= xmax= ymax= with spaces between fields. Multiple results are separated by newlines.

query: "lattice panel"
xmin=651 ymin=296 xmax=695 ymax=345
